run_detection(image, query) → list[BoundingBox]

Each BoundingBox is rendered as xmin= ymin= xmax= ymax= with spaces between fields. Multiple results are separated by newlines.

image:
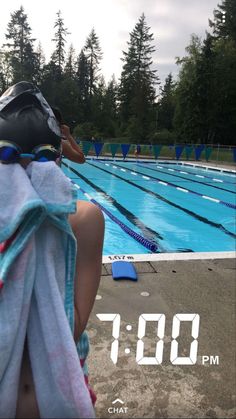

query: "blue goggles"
xmin=0 ymin=141 xmax=61 ymax=164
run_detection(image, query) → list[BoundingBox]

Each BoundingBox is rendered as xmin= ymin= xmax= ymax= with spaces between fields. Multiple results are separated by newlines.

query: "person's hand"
xmin=60 ymin=124 xmax=71 ymax=139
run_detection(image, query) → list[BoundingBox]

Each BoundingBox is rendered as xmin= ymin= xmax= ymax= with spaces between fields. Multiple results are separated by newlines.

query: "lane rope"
xmin=104 ymin=161 xmax=236 ymax=210
xmin=138 ymin=163 xmax=236 ymax=194
xmin=72 ymin=183 xmax=158 ymax=253
xmin=88 ymin=161 xmax=236 ymax=239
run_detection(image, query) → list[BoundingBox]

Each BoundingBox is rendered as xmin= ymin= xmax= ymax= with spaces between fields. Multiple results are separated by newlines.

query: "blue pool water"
xmin=62 ymin=159 xmax=236 ymax=255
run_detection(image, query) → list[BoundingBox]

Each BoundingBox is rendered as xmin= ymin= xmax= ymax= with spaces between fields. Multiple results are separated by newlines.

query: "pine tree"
xmin=174 ymin=35 xmax=203 ymax=142
xmin=102 ymin=75 xmax=119 ymax=137
xmin=208 ymin=0 xmax=236 ymax=143
xmin=84 ymin=28 xmax=102 ymax=97
xmin=194 ymin=34 xmax=216 ymax=143
xmin=91 ymin=75 xmax=106 ymax=135
xmin=118 ymin=14 xmax=159 ymax=142
xmin=76 ymin=49 xmax=90 ymax=122
xmin=173 ymin=5 xmax=236 ymax=146
xmin=158 ymin=73 xmax=176 ymax=131
xmin=0 ymin=50 xmax=11 ymax=92
xmin=64 ymin=44 xmax=76 ymax=78
xmin=33 ymin=42 xmax=46 ymax=86
xmin=51 ymin=10 xmax=69 ymax=74
xmin=209 ymin=0 xmax=236 ymax=42
xmin=3 ymin=6 xmax=37 ymax=83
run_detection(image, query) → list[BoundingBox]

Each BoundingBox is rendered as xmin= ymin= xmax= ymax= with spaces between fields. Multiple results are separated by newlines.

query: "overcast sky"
xmin=1 ymin=0 xmax=220 ymax=90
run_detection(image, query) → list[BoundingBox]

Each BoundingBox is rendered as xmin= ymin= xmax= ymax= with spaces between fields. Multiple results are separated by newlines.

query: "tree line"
xmin=0 ymin=0 xmax=235 ymax=145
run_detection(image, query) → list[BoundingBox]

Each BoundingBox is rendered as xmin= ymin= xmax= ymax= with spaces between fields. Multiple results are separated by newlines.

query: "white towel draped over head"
xmin=0 ymin=161 xmax=95 ymax=418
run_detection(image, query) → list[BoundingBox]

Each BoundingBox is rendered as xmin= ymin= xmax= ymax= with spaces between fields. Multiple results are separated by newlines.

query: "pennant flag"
xmin=205 ymin=146 xmax=212 ymax=161
xmin=175 ymin=145 xmax=184 ymax=160
xmin=110 ymin=143 xmax=120 ymax=158
xmin=233 ymin=148 xmax=236 ymax=162
xmin=185 ymin=145 xmax=193 ymax=160
xmin=94 ymin=142 xmax=104 ymax=157
xmin=81 ymin=141 xmax=92 ymax=156
xmin=194 ymin=144 xmax=205 ymax=160
xmin=121 ymin=144 xmax=130 ymax=159
xmin=152 ymin=145 xmax=162 ymax=159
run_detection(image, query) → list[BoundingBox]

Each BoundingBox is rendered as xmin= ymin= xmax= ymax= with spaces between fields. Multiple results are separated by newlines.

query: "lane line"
xmin=88 ymin=161 xmax=236 ymax=239
xmin=137 ymin=163 xmax=236 ymax=194
xmin=116 ymin=162 xmax=236 ymax=208
xmin=63 ymin=162 xmax=165 ymax=252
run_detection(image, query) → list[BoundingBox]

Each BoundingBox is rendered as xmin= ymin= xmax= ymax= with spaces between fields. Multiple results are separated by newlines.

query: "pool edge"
xmin=103 ymin=251 xmax=236 ymax=263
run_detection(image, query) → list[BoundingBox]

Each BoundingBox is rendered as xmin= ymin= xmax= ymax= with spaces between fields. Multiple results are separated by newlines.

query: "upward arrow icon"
xmin=112 ymin=398 xmax=124 ymax=405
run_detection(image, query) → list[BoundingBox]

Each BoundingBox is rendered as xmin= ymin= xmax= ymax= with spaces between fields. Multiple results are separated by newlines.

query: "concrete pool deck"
xmin=87 ymin=256 xmax=236 ymax=418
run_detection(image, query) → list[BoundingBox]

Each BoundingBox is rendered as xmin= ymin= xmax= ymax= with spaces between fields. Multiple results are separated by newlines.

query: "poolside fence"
xmin=76 ymin=140 xmax=236 ymax=165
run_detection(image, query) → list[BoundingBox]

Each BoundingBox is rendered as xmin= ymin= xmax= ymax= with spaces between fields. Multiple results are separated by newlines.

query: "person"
xmin=135 ymin=144 xmax=141 ymax=158
xmin=0 ymin=82 xmax=104 ymax=418
xmin=52 ymin=107 xmax=85 ymax=164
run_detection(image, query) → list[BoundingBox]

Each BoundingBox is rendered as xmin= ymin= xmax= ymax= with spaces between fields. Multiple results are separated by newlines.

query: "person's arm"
xmin=61 ymin=124 xmax=85 ymax=164
xmin=62 ymin=140 xmax=85 ymax=163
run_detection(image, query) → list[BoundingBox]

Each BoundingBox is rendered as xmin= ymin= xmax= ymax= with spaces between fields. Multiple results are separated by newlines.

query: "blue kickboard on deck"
xmin=112 ymin=261 xmax=137 ymax=281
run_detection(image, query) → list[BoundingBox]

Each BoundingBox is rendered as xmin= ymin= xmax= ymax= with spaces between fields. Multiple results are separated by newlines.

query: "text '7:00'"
xmin=96 ymin=313 xmax=200 ymax=365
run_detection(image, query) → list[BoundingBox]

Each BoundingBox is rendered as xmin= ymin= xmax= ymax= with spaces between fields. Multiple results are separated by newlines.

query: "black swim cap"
xmin=0 ymin=81 xmax=61 ymax=153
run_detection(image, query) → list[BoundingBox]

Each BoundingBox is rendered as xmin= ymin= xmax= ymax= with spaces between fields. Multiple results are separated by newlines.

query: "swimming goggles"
xmin=0 ymin=140 xmax=61 ymax=164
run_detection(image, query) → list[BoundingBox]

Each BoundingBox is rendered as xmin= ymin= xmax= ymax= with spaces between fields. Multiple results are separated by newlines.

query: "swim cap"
xmin=0 ymin=81 xmax=61 ymax=153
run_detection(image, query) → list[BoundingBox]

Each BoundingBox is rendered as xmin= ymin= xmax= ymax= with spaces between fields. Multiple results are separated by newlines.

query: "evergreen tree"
xmin=173 ymin=35 xmax=203 ymax=142
xmin=209 ymin=0 xmax=236 ymax=42
xmin=75 ymin=49 xmax=90 ymax=122
xmin=0 ymin=50 xmax=11 ymax=93
xmin=158 ymin=73 xmax=176 ymax=131
xmin=194 ymin=34 xmax=216 ymax=143
xmin=91 ymin=75 xmax=106 ymax=136
xmin=64 ymin=44 xmax=76 ymax=78
xmin=208 ymin=0 xmax=236 ymax=144
xmin=2 ymin=6 xmax=37 ymax=83
xmin=51 ymin=10 xmax=69 ymax=74
xmin=84 ymin=28 xmax=102 ymax=98
xmin=102 ymin=75 xmax=119 ymax=137
xmin=118 ymin=14 xmax=159 ymax=142
xmin=33 ymin=42 xmax=46 ymax=85
xmin=211 ymin=37 xmax=236 ymax=144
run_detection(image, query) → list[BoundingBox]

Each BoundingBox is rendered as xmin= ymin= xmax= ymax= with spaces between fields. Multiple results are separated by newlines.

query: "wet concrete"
xmin=87 ymin=258 xmax=236 ymax=418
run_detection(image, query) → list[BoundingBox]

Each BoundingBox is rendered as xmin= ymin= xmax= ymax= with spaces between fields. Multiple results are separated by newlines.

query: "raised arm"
xmin=61 ymin=125 xmax=85 ymax=164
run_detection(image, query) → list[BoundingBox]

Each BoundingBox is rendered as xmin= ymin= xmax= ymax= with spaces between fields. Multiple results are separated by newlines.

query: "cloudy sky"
xmin=0 ymin=0 xmax=220 ymax=89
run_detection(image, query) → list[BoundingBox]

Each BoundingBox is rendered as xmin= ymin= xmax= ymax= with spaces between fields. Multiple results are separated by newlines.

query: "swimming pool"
xmin=62 ymin=159 xmax=236 ymax=256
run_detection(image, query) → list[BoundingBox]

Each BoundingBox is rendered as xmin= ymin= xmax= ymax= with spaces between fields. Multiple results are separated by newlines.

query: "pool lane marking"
xmin=88 ymin=161 xmax=236 ymax=240
xmin=180 ymin=162 xmax=236 ymax=176
xmin=113 ymin=162 xmax=236 ymax=209
xmin=73 ymin=183 xmax=158 ymax=253
xmin=202 ymin=196 xmax=220 ymax=203
xmin=177 ymin=187 xmax=188 ymax=193
xmin=151 ymin=163 xmax=236 ymax=185
xmin=62 ymin=162 xmax=165 ymax=251
xmin=137 ymin=163 xmax=236 ymax=194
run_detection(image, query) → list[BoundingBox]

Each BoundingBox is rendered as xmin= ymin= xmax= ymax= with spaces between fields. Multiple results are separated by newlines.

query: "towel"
xmin=0 ymin=161 xmax=95 ymax=418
